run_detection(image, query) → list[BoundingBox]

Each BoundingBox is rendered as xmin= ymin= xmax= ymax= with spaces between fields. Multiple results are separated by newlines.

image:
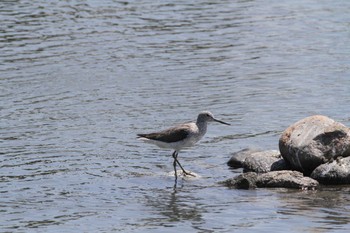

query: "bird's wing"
xmin=137 ymin=126 xmax=190 ymax=143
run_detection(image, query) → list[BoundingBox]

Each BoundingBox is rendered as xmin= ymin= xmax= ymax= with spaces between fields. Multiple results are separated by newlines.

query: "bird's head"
xmin=197 ymin=111 xmax=230 ymax=125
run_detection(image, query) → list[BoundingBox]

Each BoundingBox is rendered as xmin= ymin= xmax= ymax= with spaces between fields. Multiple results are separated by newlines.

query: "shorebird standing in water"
xmin=137 ymin=111 xmax=230 ymax=182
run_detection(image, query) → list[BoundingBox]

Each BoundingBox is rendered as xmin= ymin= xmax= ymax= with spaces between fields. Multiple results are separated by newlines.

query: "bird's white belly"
xmin=173 ymin=134 xmax=203 ymax=150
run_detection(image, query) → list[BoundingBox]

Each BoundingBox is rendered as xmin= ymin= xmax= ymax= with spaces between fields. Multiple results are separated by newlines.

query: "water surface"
xmin=1 ymin=0 xmax=350 ymax=232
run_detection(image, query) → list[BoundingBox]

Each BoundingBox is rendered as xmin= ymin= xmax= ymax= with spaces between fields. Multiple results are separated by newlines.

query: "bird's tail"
xmin=137 ymin=134 xmax=145 ymax=138
xmin=137 ymin=134 xmax=153 ymax=143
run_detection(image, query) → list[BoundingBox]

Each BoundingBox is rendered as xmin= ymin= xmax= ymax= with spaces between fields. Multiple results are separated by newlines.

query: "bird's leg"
xmin=173 ymin=151 xmax=195 ymax=177
xmin=172 ymin=151 xmax=177 ymax=182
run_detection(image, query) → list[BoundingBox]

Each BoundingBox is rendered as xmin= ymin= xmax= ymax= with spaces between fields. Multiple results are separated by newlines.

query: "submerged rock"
xmin=311 ymin=157 xmax=350 ymax=185
xmin=256 ymin=171 xmax=319 ymax=190
xmin=279 ymin=115 xmax=350 ymax=175
xmin=222 ymin=171 xmax=318 ymax=190
xmin=221 ymin=172 xmax=258 ymax=189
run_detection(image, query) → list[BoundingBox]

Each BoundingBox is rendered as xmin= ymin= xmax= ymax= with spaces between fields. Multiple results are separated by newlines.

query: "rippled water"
xmin=1 ymin=0 xmax=350 ymax=232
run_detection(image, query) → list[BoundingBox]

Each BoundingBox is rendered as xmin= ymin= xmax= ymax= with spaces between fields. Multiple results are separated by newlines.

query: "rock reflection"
xmin=276 ymin=188 xmax=350 ymax=230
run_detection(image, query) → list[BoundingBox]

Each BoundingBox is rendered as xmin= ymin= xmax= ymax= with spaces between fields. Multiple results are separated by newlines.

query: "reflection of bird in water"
xmin=137 ymin=111 xmax=230 ymax=182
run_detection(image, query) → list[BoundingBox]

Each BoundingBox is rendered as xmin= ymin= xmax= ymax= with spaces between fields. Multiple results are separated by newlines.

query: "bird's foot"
xmin=181 ymin=170 xmax=196 ymax=177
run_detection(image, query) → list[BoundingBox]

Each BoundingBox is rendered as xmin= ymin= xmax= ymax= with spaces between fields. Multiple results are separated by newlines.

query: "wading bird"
xmin=137 ymin=111 xmax=230 ymax=183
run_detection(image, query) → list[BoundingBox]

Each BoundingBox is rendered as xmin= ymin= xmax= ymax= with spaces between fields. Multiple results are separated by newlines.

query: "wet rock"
xmin=311 ymin=157 xmax=350 ymax=185
xmin=270 ymin=158 xmax=290 ymax=172
xmin=243 ymin=150 xmax=289 ymax=173
xmin=222 ymin=171 xmax=318 ymax=190
xmin=279 ymin=115 xmax=350 ymax=175
xmin=256 ymin=171 xmax=319 ymax=190
xmin=220 ymin=172 xmax=258 ymax=189
xmin=227 ymin=148 xmax=260 ymax=168
xmin=227 ymin=148 xmax=289 ymax=173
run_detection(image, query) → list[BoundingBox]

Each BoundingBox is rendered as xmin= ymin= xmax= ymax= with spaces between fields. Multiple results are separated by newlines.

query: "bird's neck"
xmin=196 ymin=120 xmax=208 ymax=135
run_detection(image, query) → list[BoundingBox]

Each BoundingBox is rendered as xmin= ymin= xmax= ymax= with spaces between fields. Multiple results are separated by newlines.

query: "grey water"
xmin=1 ymin=0 xmax=350 ymax=232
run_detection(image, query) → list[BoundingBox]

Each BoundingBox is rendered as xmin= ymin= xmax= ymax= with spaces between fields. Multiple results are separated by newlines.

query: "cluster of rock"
xmin=223 ymin=115 xmax=350 ymax=190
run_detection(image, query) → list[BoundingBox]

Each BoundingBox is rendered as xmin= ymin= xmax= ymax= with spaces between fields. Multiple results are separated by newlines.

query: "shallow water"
xmin=1 ymin=0 xmax=350 ymax=232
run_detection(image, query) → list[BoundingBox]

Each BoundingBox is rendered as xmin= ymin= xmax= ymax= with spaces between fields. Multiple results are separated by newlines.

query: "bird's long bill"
xmin=213 ymin=118 xmax=231 ymax=125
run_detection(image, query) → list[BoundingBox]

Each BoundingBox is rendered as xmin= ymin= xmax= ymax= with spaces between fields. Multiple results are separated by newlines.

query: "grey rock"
xmin=256 ymin=171 xmax=319 ymax=190
xmin=220 ymin=172 xmax=258 ymax=189
xmin=227 ymin=148 xmax=289 ymax=173
xmin=311 ymin=157 xmax=350 ymax=184
xmin=227 ymin=148 xmax=261 ymax=168
xmin=243 ymin=150 xmax=289 ymax=173
xmin=222 ymin=171 xmax=318 ymax=190
xmin=279 ymin=115 xmax=350 ymax=175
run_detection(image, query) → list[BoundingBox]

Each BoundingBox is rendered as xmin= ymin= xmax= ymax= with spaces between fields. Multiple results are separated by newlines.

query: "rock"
xmin=311 ymin=157 xmax=350 ymax=184
xmin=220 ymin=172 xmax=258 ymax=189
xmin=270 ymin=158 xmax=290 ymax=172
xmin=279 ymin=115 xmax=350 ymax=175
xmin=227 ymin=148 xmax=260 ymax=168
xmin=227 ymin=148 xmax=289 ymax=173
xmin=256 ymin=171 xmax=319 ymax=190
xmin=221 ymin=171 xmax=318 ymax=190
xmin=243 ymin=150 xmax=289 ymax=173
